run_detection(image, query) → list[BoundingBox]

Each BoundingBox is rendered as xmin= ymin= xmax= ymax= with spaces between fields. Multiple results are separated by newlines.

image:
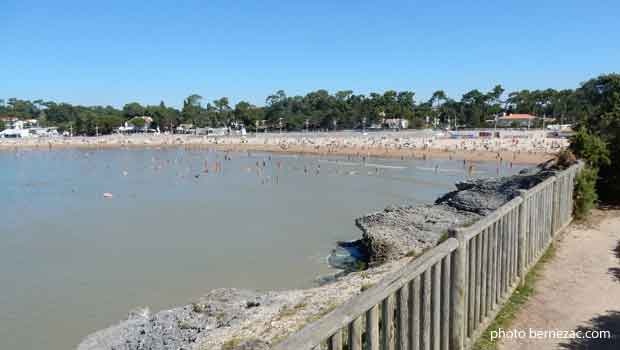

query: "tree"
xmin=96 ymin=115 xmax=124 ymax=134
xmin=182 ymin=94 xmax=204 ymax=126
xmin=461 ymin=89 xmax=486 ymax=127
xmin=213 ymin=97 xmax=232 ymax=126
xmin=234 ymin=101 xmax=263 ymax=130
xmin=148 ymin=101 xmax=179 ymax=131
xmin=128 ymin=116 xmax=146 ymax=128
xmin=574 ymin=73 xmax=620 ymax=202
xmin=428 ymin=90 xmax=447 ymax=127
xmin=569 ymin=128 xmax=610 ymax=169
xmin=122 ymin=102 xmax=145 ymax=118
xmin=486 ymin=85 xmax=505 ymax=118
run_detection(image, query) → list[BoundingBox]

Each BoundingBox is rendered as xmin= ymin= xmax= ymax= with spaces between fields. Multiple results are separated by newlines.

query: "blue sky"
xmin=2 ymin=0 xmax=618 ymax=107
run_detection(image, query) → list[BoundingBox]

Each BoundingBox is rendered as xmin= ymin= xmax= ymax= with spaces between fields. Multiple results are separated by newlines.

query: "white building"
xmin=117 ymin=116 xmax=155 ymax=133
xmin=383 ymin=118 xmax=409 ymax=129
xmin=0 ymin=117 xmax=44 ymax=138
xmin=0 ymin=128 xmax=31 ymax=138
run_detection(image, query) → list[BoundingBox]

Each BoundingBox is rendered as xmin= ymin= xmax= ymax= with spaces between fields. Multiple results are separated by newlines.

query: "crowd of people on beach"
xmin=0 ymin=130 xmax=568 ymax=158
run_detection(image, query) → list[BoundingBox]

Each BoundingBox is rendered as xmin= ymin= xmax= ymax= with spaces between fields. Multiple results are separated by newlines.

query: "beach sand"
xmin=0 ymin=131 xmax=566 ymax=164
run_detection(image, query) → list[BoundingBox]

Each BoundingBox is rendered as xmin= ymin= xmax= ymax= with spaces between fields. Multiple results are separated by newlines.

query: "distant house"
xmin=0 ymin=117 xmax=43 ymax=138
xmin=0 ymin=116 xmax=38 ymax=130
xmin=118 ymin=116 xmax=154 ymax=133
xmin=175 ymin=123 xmax=194 ymax=134
xmin=497 ymin=114 xmax=537 ymax=128
xmin=383 ymin=118 xmax=409 ymax=129
xmin=131 ymin=116 xmax=153 ymax=131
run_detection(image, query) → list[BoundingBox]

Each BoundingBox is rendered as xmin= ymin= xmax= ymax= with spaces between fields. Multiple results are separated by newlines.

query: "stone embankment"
xmin=78 ymin=159 xmax=563 ymax=350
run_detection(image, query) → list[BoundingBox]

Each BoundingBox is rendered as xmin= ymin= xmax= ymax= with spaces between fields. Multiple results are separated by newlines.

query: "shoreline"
xmin=0 ymin=134 xmax=560 ymax=164
xmin=77 ymin=159 xmax=566 ymax=350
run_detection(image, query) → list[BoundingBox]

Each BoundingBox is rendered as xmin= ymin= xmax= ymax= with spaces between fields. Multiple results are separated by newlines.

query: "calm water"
xmin=0 ymin=148 xmax=526 ymax=350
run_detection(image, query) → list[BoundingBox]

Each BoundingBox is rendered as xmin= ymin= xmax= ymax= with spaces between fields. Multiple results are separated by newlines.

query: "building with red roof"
xmin=497 ymin=113 xmax=537 ymax=128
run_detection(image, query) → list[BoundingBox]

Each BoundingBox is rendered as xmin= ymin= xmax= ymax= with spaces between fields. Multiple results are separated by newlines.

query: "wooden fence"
xmin=272 ymin=162 xmax=582 ymax=350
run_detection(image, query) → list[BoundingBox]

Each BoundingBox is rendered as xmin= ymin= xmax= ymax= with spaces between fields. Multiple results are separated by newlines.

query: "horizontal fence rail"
xmin=272 ymin=162 xmax=582 ymax=350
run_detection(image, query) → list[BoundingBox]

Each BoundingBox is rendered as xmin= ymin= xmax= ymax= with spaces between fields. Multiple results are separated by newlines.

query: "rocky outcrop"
xmin=434 ymin=163 xmax=556 ymax=215
xmin=78 ymin=260 xmax=409 ymax=350
xmin=78 ymin=289 xmax=308 ymax=350
xmin=351 ymin=159 xmax=560 ymax=266
xmin=354 ymin=204 xmax=481 ymax=266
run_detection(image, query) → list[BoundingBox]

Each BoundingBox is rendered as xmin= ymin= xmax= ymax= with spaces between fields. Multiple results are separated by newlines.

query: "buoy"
xmin=103 ymin=192 xmax=113 ymax=198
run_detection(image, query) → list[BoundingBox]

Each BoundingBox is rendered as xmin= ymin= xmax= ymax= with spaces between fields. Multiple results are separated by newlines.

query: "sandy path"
xmin=498 ymin=210 xmax=620 ymax=350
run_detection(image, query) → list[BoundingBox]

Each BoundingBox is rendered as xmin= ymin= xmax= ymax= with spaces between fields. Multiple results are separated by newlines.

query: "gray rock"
xmin=435 ymin=169 xmax=555 ymax=215
xmin=355 ymin=163 xmax=561 ymax=265
xmin=355 ymin=204 xmax=481 ymax=265
xmin=78 ymin=289 xmax=274 ymax=350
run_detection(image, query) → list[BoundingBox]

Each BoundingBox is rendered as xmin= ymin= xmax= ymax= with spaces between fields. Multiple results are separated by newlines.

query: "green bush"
xmin=568 ymin=128 xmax=609 ymax=216
xmin=574 ymin=166 xmax=598 ymax=220
xmin=569 ymin=127 xmax=610 ymax=169
xmin=574 ymin=74 xmax=620 ymax=203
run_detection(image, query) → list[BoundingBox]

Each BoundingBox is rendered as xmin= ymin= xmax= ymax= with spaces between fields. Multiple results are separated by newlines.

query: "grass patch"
xmin=405 ymin=250 xmax=419 ymax=258
xmin=191 ymin=302 xmax=204 ymax=313
xmin=303 ymin=301 xmax=340 ymax=325
xmin=277 ymin=302 xmax=307 ymax=319
xmin=472 ymin=243 xmax=557 ymax=350
xmin=221 ymin=337 xmax=243 ymax=350
xmin=438 ymin=230 xmax=450 ymax=243
xmin=270 ymin=301 xmax=341 ymax=345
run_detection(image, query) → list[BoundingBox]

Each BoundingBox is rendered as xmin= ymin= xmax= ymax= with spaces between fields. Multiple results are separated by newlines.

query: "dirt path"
xmin=498 ymin=210 xmax=620 ymax=350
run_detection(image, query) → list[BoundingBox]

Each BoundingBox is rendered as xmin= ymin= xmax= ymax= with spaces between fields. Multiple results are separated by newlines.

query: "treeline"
xmin=0 ymin=74 xmax=614 ymax=136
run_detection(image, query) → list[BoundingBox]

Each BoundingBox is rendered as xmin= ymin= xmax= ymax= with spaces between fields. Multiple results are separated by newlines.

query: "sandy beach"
xmin=0 ymin=130 xmax=567 ymax=164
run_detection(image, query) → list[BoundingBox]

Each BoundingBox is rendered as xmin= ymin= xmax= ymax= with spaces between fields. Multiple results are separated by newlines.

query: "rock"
xmin=435 ymin=170 xmax=556 ymax=215
xmin=354 ymin=163 xmax=562 ymax=265
xmin=77 ymin=289 xmax=276 ymax=350
xmin=355 ymin=204 xmax=481 ymax=265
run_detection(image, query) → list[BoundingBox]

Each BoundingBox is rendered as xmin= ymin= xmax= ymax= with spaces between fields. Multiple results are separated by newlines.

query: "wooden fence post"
xmin=551 ymin=178 xmax=562 ymax=236
xmin=449 ymin=228 xmax=466 ymax=350
xmin=517 ymin=190 xmax=528 ymax=286
xmin=549 ymin=176 xmax=558 ymax=235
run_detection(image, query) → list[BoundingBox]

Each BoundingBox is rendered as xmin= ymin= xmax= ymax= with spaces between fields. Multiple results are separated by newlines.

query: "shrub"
xmin=569 ymin=128 xmax=611 ymax=210
xmin=573 ymin=166 xmax=598 ymax=220
xmin=569 ymin=127 xmax=610 ymax=169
